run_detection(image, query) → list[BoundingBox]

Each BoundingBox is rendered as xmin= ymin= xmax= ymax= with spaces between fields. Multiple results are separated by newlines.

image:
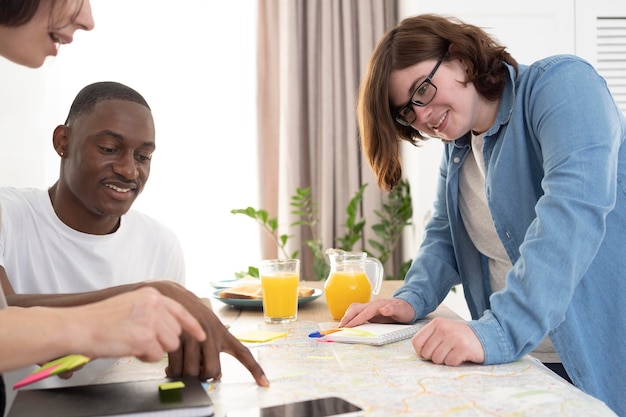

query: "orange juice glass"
xmin=259 ymin=259 xmax=300 ymax=323
xmin=324 ymin=271 xmax=372 ymax=320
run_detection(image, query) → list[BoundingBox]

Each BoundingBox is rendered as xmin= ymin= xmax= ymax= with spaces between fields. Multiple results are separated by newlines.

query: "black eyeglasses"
xmin=394 ymin=57 xmax=443 ymax=127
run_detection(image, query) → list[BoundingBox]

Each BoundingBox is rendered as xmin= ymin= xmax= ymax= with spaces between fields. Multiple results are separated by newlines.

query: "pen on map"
xmin=308 ymin=329 xmax=342 ymax=338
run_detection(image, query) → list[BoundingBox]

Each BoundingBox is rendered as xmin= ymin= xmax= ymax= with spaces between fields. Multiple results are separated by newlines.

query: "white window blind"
xmin=596 ymin=17 xmax=626 ymax=114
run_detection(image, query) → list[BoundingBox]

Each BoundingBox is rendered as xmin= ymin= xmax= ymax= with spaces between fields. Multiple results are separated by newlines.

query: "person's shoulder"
xmin=0 ymin=186 xmax=24 ymax=200
xmin=527 ymin=54 xmax=594 ymax=74
xmin=0 ymin=187 xmax=45 ymax=207
xmin=516 ymin=54 xmax=599 ymax=88
xmin=0 ymin=188 xmax=48 ymax=229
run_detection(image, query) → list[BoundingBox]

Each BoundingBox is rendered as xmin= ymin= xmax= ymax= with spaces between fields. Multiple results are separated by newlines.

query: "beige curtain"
xmin=257 ymin=0 xmax=398 ymax=280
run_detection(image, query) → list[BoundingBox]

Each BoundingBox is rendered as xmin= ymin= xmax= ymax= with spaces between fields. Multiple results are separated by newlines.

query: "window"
xmin=576 ymin=0 xmax=626 ymax=115
xmin=596 ymin=17 xmax=626 ymax=114
xmin=0 ymin=1 xmax=261 ymax=296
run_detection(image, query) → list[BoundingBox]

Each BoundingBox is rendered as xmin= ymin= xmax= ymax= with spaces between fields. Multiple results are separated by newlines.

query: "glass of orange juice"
xmin=259 ymin=259 xmax=300 ymax=323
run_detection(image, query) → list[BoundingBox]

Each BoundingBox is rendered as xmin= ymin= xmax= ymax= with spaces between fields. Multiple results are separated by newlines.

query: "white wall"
xmin=0 ymin=0 xmax=261 ymax=297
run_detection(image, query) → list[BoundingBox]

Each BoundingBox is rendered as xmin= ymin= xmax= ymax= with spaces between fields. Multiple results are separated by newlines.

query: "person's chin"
xmin=99 ymin=202 xmax=133 ymax=218
xmin=11 ymin=53 xmax=46 ymax=68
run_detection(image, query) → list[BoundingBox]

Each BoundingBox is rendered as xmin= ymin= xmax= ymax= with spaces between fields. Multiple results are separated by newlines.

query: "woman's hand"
xmin=73 ymin=287 xmax=206 ymax=362
xmin=338 ymin=298 xmax=416 ymax=327
xmin=411 ymin=317 xmax=485 ymax=366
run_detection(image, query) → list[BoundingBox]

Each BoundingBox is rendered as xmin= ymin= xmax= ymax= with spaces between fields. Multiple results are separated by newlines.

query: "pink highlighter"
xmin=13 ymin=354 xmax=90 ymax=389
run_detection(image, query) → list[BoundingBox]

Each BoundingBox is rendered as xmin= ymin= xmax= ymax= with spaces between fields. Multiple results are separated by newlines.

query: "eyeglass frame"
xmin=394 ymin=56 xmax=444 ymax=127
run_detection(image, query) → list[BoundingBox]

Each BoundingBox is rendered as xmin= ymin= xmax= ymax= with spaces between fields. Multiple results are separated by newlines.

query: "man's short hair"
xmin=64 ymin=81 xmax=150 ymax=126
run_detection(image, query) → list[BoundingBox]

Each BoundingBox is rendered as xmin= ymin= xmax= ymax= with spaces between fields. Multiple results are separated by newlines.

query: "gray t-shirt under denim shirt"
xmin=458 ymin=133 xmax=560 ymax=363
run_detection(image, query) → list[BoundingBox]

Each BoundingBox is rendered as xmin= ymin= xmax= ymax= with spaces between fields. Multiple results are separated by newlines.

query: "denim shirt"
xmin=395 ymin=55 xmax=626 ymax=415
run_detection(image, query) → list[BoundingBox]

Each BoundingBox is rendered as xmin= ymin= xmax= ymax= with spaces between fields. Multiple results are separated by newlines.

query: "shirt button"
xmin=453 ymin=157 xmax=461 ymax=163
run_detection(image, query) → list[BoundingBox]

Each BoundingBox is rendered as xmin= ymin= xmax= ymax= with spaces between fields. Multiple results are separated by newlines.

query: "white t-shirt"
xmin=0 ymin=187 xmax=185 ymax=294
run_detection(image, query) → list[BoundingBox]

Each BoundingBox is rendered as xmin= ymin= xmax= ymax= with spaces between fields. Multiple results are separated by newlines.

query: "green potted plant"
xmin=231 ymin=179 xmax=413 ymax=281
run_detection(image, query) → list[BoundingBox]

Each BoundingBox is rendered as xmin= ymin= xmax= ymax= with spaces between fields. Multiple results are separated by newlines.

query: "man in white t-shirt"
xmin=0 ymin=80 xmax=186 ymax=299
xmin=0 ymin=186 xmax=185 ymax=294
xmin=0 ymin=82 xmax=268 ymax=392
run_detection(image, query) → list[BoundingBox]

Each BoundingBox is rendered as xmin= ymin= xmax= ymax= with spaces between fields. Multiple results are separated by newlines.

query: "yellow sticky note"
xmin=159 ymin=381 xmax=185 ymax=391
xmin=159 ymin=381 xmax=185 ymax=403
xmin=235 ymin=330 xmax=287 ymax=343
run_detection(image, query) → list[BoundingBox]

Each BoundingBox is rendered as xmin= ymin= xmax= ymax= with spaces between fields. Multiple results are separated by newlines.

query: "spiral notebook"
xmin=324 ymin=322 xmax=427 ymax=346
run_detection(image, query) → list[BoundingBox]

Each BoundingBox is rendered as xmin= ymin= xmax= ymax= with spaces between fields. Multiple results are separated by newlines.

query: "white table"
xmin=93 ymin=281 xmax=617 ymax=417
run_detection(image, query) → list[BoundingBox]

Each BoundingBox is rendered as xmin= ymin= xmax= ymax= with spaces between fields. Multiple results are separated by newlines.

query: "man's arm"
xmin=2 ymin=269 xmax=269 ymax=386
xmin=1 ymin=267 xmax=13 ymax=300
xmin=0 ymin=287 xmax=206 ymax=373
xmin=2 ymin=265 xmax=143 ymax=307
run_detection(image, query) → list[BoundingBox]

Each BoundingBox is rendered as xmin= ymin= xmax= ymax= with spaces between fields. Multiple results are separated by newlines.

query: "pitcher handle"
xmin=365 ymin=257 xmax=384 ymax=295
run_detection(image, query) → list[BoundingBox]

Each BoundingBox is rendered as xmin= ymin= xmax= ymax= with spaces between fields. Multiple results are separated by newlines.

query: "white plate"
xmin=210 ymin=277 xmax=259 ymax=289
xmin=212 ymin=289 xmax=323 ymax=309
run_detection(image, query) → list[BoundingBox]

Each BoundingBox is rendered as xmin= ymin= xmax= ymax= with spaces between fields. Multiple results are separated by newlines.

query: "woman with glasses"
xmin=340 ymin=13 xmax=625 ymax=416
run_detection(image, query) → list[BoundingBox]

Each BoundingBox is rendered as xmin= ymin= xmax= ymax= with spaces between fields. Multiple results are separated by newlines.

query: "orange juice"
xmin=324 ymin=271 xmax=372 ymax=320
xmin=261 ymin=273 xmax=299 ymax=321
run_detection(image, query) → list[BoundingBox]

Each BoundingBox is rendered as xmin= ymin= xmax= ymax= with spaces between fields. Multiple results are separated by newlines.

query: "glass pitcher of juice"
xmin=324 ymin=248 xmax=383 ymax=320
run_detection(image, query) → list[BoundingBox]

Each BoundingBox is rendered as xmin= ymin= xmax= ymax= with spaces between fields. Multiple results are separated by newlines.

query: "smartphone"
xmin=226 ymin=397 xmax=363 ymax=417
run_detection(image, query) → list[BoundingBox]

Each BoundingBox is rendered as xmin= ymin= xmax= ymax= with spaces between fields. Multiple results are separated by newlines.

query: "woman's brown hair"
xmin=0 ymin=0 xmax=84 ymax=30
xmin=357 ymin=14 xmax=517 ymax=191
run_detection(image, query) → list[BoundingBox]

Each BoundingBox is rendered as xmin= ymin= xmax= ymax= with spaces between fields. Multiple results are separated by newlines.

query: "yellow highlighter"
xmin=13 ymin=354 xmax=90 ymax=389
